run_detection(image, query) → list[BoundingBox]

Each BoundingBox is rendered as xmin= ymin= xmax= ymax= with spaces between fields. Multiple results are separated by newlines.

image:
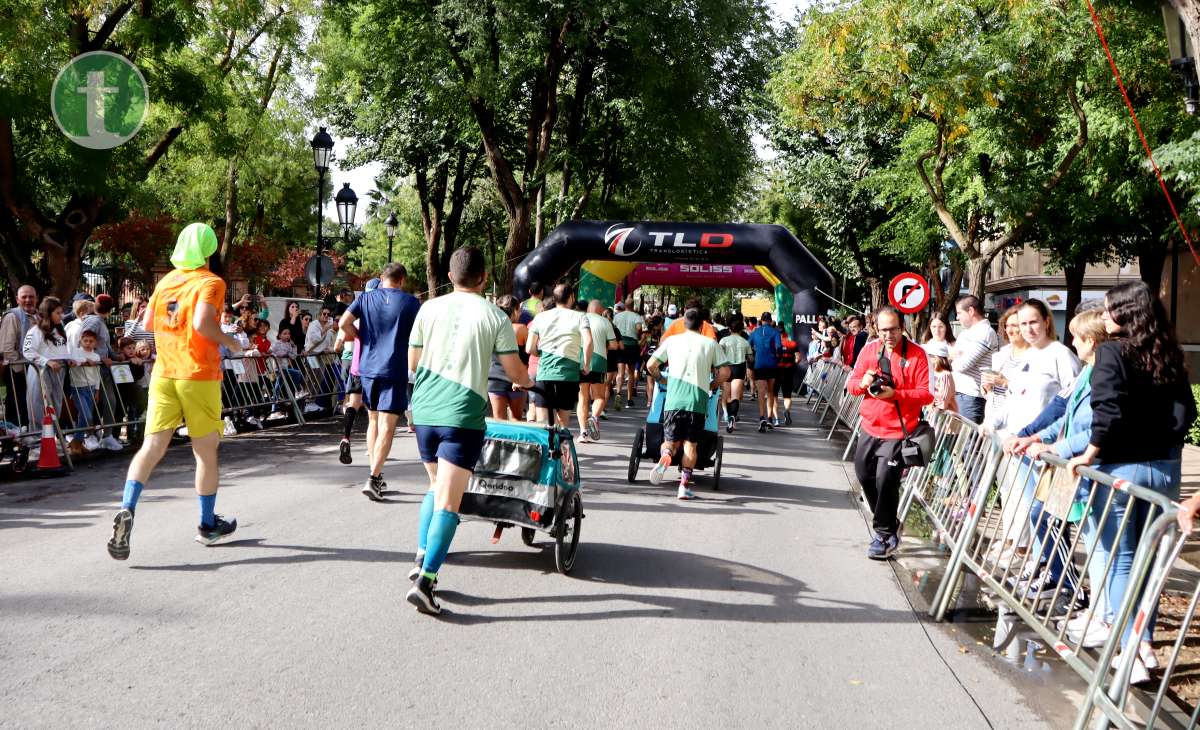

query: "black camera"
xmin=867 ymin=371 xmax=894 ymax=397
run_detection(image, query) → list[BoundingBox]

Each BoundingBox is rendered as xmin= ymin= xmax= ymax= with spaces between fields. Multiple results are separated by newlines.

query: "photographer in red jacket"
xmin=847 ymin=306 xmax=933 ymax=560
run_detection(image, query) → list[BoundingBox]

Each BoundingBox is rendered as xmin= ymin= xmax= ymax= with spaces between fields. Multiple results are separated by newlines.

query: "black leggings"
xmin=853 ymin=435 xmax=905 ymax=537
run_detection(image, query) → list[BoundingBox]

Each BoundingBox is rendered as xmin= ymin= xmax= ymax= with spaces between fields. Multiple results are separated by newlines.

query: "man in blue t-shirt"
xmin=748 ymin=312 xmax=783 ymax=433
xmin=339 ymin=262 xmax=420 ymax=501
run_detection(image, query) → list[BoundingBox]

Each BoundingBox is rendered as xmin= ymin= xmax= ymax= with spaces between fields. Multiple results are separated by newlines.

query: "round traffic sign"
xmin=304 ymin=255 xmax=336 ymax=287
xmin=888 ymin=272 xmax=930 ymax=314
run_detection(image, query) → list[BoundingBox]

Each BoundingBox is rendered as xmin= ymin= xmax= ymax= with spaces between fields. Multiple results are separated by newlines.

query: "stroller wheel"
xmin=555 ymin=491 xmax=583 ymax=574
xmin=627 ymin=428 xmax=644 ymax=483
xmin=521 ymin=527 xmax=537 ymax=547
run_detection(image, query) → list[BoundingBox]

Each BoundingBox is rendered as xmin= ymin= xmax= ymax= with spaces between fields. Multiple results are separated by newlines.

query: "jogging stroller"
xmin=458 ymin=414 xmax=583 ymax=574
xmin=626 ymin=382 xmax=724 ymax=490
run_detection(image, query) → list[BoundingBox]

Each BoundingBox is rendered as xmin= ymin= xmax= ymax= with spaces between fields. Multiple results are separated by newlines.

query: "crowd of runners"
xmin=99 ymin=223 xmax=822 ymax=615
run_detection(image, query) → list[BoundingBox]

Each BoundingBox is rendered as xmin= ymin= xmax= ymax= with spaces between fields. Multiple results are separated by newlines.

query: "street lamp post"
xmin=385 ymin=212 xmax=398 ymax=263
xmin=335 ymin=183 xmax=358 ymax=273
xmin=310 ymin=127 xmax=334 ymax=300
xmin=1164 ymin=4 xmax=1200 ymax=114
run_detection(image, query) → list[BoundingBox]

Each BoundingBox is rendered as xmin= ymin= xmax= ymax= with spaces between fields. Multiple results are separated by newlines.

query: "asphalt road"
xmin=0 ymin=399 xmax=1056 ymax=728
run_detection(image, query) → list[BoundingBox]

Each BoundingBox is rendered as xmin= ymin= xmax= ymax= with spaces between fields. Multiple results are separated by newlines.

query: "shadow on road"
xmin=434 ymin=542 xmax=912 ymax=625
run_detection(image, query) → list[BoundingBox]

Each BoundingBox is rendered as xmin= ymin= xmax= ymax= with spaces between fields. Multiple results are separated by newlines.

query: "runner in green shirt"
xmin=527 ymin=284 xmax=593 ymax=430
xmin=612 ymin=298 xmax=645 ymax=407
xmin=646 ymin=308 xmax=730 ymax=500
xmin=718 ymin=316 xmax=753 ymax=432
xmin=404 ymin=247 xmax=534 ymax=615
xmin=577 ymin=300 xmax=618 ymax=443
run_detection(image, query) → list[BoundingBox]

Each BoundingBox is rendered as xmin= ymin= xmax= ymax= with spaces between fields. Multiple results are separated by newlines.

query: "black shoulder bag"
xmin=877 ymin=339 xmax=935 ymax=467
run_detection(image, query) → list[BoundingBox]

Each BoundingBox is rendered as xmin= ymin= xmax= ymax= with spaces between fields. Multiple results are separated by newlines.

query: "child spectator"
xmin=115 ymin=337 xmax=147 ymax=443
xmin=68 ymin=329 xmax=102 ymax=453
xmin=924 ymin=341 xmax=958 ymax=413
xmin=65 ymin=299 xmax=94 ymax=348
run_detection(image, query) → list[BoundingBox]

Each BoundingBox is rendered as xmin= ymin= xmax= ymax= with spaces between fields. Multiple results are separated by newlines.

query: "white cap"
xmin=924 ymin=341 xmax=949 ymax=358
xmin=667 ymin=304 xmax=678 ymax=316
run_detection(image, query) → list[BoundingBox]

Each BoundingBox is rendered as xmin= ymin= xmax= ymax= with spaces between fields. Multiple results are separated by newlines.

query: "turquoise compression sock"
xmin=421 ymin=510 xmax=460 ymax=577
xmin=121 ymin=479 xmax=145 ymax=512
xmin=417 ymin=490 xmax=435 ymax=552
xmin=199 ymin=494 xmax=216 ymax=528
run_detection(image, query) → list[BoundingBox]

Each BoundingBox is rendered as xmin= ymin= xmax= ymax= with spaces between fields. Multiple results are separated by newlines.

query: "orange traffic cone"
xmin=35 ymin=407 xmax=67 ymax=475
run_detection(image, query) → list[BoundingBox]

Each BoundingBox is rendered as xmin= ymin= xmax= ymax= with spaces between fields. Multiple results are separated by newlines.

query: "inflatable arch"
xmin=512 ymin=221 xmax=834 ymax=347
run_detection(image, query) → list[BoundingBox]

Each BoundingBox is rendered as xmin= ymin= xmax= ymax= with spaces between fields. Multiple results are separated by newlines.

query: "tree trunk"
xmin=217 ymin=158 xmax=239 ymax=274
xmin=1138 ymin=243 xmax=1168 ymax=297
xmin=42 ymin=227 xmax=88 ymax=300
xmin=502 ymin=202 xmax=534 ymax=290
xmin=534 ymin=184 xmax=544 ymax=245
xmin=1063 ymin=260 xmax=1086 ymax=348
xmin=966 ymin=256 xmax=990 ymax=301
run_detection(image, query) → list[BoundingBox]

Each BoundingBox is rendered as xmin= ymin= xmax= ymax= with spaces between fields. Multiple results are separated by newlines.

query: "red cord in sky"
xmin=1084 ymin=0 xmax=1200 ymax=268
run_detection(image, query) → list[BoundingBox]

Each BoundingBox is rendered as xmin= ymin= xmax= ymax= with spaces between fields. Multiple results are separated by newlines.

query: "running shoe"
xmin=766 ymin=419 xmax=775 ymax=431
xmin=83 ymin=435 xmax=102 ymax=451
xmin=677 ymin=486 xmax=697 ymax=500
xmin=648 ymin=454 xmax=672 ymax=485
xmin=884 ymin=533 xmax=899 ymax=558
xmin=784 ymin=411 xmax=792 ymax=426
xmin=586 ymin=416 xmax=600 ymax=441
xmin=725 ymin=416 xmax=734 ymax=434
xmin=757 ymin=419 xmax=767 ymax=433
xmin=599 ymin=411 xmax=608 ymax=420
xmin=867 ymin=534 xmax=893 ymax=560
xmin=106 ymin=509 xmax=134 ymax=560
xmin=406 ymin=576 xmax=442 ymax=615
xmin=578 ymin=433 xmax=594 ymax=444
xmin=362 ymin=474 xmax=385 ymax=501
xmin=195 ymin=515 xmax=238 ymax=545
xmin=338 ymin=439 xmax=352 ymax=465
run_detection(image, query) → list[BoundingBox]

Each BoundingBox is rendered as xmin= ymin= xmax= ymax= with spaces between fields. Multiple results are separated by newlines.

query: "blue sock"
xmin=417 ymin=490 xmax=435 ymax=554
xmin=420 ymin=510 xmax=460 ymax=578
xmin=199 ymin=494 xmax=216 ymax=528
xmin=121 ymin=479 xmax=145 ymax=512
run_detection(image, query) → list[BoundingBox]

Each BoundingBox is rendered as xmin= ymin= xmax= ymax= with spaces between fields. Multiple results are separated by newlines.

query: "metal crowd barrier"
xmin=802 ymin=371 xmax=1199 ymax=727
xmin=1 ymin=351 xmax=351 ymax=472
xmin=802 ymin=359 xmax=862 ymax=461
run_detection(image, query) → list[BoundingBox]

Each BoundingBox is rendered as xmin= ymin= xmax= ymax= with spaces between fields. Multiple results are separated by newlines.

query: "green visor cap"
xmin=170 ymin=222 xmax=219 ymax=270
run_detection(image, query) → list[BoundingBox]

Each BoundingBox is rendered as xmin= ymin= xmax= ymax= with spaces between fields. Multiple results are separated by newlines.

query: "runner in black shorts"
xmin=718 ymin=316 xmax=752 ymax=432
xmin=774 ymin=327 xmax=798 ymax=425
xmin=527 ymin=284 xmax=593 ymax=430
xmin=333 ymin=278 xmax=378 ymax=465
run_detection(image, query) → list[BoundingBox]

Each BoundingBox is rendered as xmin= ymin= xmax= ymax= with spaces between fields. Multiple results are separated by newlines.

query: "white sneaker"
xmin=586 ymin=416 xmax=600 ymax=441
xmin=1066 ymin=618 xmax=1112 ymax=648
xmin=1140 ymin=641 xmax=1160 ymax=670
xmin=303 ymin=403 xmax=322 ymax=414
xmin=1112 ymin=653 xmax=1151 ymax=685
xmin=100 ymin=436 xmax=124 ymax=451
xmin=82 ymin=435 xmax=102 ymax=451
xmin=245 ymin=415 xmax=263 ymax=429
xmin=223 ymin=417 xmax=237 ymax=436
xmin=648 ymin=454 xmax=672 ymax=485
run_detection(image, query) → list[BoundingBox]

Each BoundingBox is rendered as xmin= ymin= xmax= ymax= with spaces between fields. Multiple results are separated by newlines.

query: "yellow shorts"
xmin=145 ymin=376 xmax=223 ymax=439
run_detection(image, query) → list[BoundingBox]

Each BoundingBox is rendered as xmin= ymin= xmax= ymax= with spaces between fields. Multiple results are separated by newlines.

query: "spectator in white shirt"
xmin=305 ymin=306 xmax=336 ymax=355
xmin=951 ymin=295 xmax=999 ymax=424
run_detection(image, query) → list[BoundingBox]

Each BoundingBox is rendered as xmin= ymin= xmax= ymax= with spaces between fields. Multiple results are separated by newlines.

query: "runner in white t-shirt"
xmin=578 ymin=300 xmax=618 ymax=442
xmin=612 ymin=298 xmax=645 ymax=407
xmin=527 ymin=284 xmax=593 ymax=430
xmin=404 ymin=248 xmax=533 ymax=615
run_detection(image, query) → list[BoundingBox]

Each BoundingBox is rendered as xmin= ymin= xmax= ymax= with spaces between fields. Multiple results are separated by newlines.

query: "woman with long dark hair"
xmin=1068 ymin=280 xmax=1196 ymax=682
xmin=21 ymin=297 xmax=73 ymax=430
xmin=278 ymin=300 xmax=306 ymax=352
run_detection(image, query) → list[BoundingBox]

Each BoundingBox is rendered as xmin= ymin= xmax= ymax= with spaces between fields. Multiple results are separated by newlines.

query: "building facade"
xmin=985 ymin=243 xmax=1200 ymax=381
